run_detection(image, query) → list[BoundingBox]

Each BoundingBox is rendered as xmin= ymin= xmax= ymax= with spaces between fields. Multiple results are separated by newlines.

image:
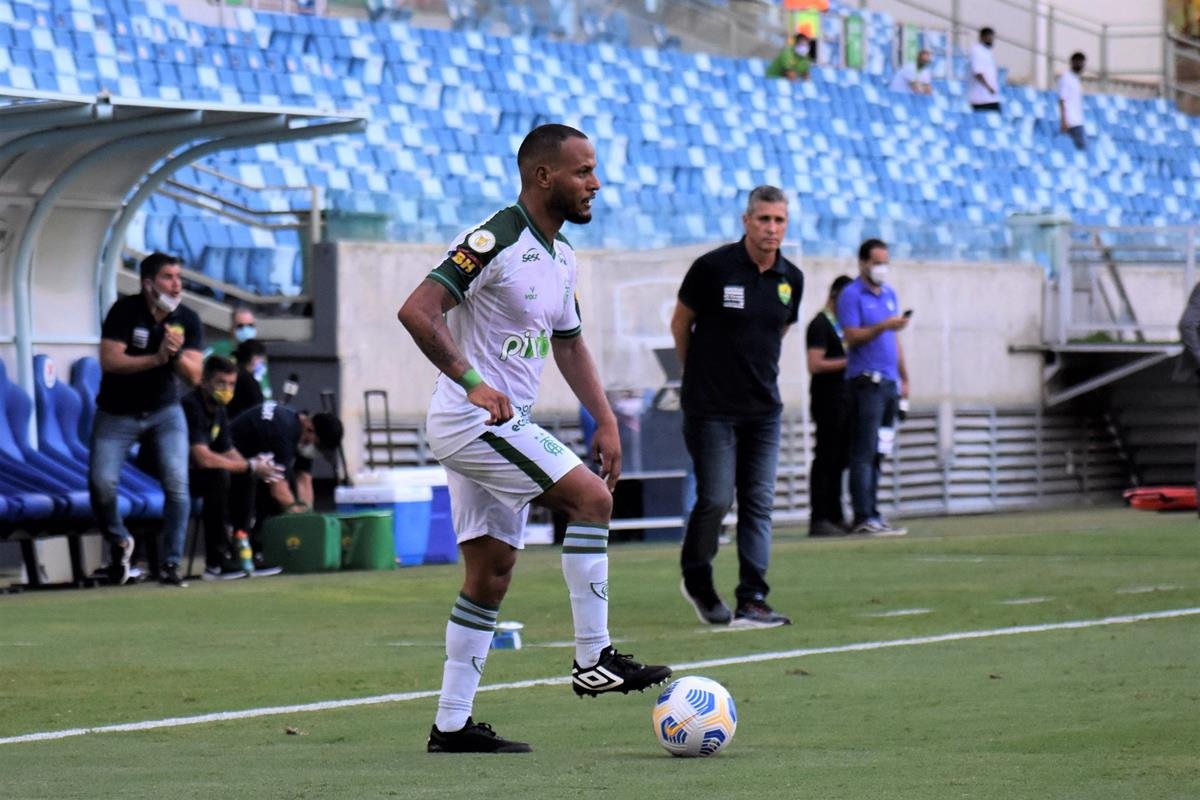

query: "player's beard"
xmin=551 ymin=184 xmax=592 ymax=225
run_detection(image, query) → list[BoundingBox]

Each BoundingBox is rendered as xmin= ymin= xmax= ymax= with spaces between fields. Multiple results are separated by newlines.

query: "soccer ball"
xmin=651 ymin=675 xmax=737 ymax=757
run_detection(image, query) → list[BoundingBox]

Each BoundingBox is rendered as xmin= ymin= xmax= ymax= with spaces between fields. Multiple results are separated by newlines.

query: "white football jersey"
xmin=423 ymin=202 xmax=582 ymax=458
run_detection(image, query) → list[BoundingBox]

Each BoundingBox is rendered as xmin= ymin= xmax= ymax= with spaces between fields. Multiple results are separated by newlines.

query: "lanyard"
xmin=822 ymin=309 xmax=845 ymax=349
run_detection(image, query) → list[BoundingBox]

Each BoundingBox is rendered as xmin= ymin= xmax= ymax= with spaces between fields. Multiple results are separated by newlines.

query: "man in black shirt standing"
xmin=669 ymin=185 xmax=803 ymax=628
xmin=806 ymin=275 xmax=853 ymax=537
xmin=181 ymin=355 xmax=284 ymax=579
xmin=92 ymin=252 xmax=203 ymax=586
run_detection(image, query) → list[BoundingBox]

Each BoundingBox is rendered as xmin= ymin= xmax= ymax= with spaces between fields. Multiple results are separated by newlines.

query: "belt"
xmin=851 ymin=372 xmax=897 ymax=385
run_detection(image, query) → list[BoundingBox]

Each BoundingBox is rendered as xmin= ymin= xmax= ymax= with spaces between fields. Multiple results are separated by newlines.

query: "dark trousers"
xmin=229 ymin=472 xmax=284 ymax=553
xmin=809 ymin=392 xmax=850 ymax=527
xmin=1066 ymin=125 xmax=1086 ymax=150
xmin=680 ymin=413 xmax=781 ymax=604
xmin=190 ymin=468 xmax=231 ymax=569
xmin=848 ymin=377 xmax=899 ymax=524
xmin=971 ymin=102 xmax=1001 ymax=113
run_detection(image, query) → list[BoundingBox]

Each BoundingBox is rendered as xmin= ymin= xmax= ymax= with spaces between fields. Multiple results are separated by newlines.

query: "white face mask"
xmin=297 ymin=442 xmax=317 ymax=459
xmin=154 ymin=289 xmax=182 ymax=313
xmin=869 ymin=263 xmax=890 ymax=285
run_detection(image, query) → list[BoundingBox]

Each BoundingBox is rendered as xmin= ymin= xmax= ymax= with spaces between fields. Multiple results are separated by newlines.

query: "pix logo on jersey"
xmin=499 ymin=329 xmax=550 ymax=361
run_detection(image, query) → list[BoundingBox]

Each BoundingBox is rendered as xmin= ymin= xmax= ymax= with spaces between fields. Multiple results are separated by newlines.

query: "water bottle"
xmin=233 ymin=529 xmax=254 ymax=573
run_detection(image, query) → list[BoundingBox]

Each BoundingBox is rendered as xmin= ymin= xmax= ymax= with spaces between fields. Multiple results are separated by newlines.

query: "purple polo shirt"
xmin=836 ymin=277 xmax=901 ymax=382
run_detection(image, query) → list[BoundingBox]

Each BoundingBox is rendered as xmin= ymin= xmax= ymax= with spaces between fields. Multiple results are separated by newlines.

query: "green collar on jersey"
xmin=514 ymin=200 xmax=557 ymax=258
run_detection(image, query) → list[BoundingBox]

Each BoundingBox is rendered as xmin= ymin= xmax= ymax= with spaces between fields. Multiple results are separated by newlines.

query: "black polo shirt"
xmin=229 ymin=402 xmax=312 ymax=477
xmin=96 ymin=293 xmax=204 ymax=415
xmin=678 ymin=238 xmax=804 ymax=419
xmin=181 ymin=387 xmax=232 ymax=456
xmin=806 ymin=310 xmax=847 ymax=405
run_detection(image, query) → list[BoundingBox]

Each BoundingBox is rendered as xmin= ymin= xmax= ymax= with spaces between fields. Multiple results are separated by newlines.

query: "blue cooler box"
xmin=388 ymin=467 xmax=457 ymax=564
xmin=335 ymin=484 xmax=432 ymax=566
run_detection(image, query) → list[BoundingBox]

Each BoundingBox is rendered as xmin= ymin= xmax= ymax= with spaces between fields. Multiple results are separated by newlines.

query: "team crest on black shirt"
xmin=777 ymin=281 xmax=792 ymax=306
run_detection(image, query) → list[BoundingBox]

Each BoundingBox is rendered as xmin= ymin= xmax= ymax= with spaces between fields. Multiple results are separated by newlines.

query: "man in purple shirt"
xmin=835 ymin=239 xmax=910 ymax=535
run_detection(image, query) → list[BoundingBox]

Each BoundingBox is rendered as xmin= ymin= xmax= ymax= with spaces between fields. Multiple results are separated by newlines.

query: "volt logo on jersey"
xmin=499 ymin=329 xmax=550 ymax=361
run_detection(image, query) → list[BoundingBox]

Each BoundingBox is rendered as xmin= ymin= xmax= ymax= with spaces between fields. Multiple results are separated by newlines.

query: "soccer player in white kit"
xmin=398 ymin=124 xmax=671 ymax=753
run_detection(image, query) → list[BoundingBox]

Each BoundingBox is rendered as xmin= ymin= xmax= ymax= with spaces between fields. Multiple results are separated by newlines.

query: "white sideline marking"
xmin=3 ymin=606 xmax=1198 ymax=747
xmin=864 ymin=608 xmax=932 ymax=618
xmin=1116 ymin=585 xmax=1178 ymax=595
xmin=914 ymin=556 xmax=986 ymax=563
xmin=999 ymin=597 xmax=1052 ymax=605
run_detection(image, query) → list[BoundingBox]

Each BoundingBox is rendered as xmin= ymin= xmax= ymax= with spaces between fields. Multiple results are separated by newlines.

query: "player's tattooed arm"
xmin=398 ymin=278 xmax=514 ymax=424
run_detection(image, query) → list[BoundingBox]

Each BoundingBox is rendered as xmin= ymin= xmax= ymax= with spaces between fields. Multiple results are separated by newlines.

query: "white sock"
xmin=561 ymin=522 xmax=612 ymax=667
xmin=434 ymin=592 xmax=498 ymax=733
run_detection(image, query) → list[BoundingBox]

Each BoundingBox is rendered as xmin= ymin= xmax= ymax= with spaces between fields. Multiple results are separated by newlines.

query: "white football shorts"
xmin=437 ymin=421 xmax=583 ymax=549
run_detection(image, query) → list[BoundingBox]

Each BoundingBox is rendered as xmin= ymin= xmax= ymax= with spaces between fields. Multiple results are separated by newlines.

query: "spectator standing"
xmin=181 ymin=356 xmax=283 ymax=580
xmin=671 ymin=185 xmax=804 ymax=627
xmin=836 ymin=239 xmax=909 ymax=536
xmin=1059 ymin=52 xmax=1088 ymax=151
xmin=91 ymin=252 xmax=203 ymax=587
xmin=766 ymin=32 xmax=813 ymax=81
xmin=889 ymin=49 xmax=934 ymax=94
xmin=806 ymin=275 xmax=853 ymax=537
xmin=968 ymin=27 xmax=1002 ymax=112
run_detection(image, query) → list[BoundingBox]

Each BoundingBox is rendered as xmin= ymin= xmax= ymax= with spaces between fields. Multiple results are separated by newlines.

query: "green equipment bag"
xmin=261 ymin=512 xmax=342 ymax=573
xmin=339 ymin=510 xmax=396 ymax=571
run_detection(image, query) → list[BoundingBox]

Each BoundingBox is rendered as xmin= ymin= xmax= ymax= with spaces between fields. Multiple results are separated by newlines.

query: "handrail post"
xmin=1031 ymin=0 xmax=1039 ymax=88
xmin=1045 ymin=5 xmax=1055 ymax=91
xmin=950 ymin=0 xmax=960 ymax=76
xmin=1100 ymin=24 xmax=1109 ymax=92
xmin=1057 ymin=223 xmax=1071 ymax=345
xmin=1187 ymin=226 xmax=1197 ymax=294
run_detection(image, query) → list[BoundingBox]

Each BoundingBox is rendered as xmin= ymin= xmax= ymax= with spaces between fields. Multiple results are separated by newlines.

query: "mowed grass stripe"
xmin=3 ymin=606 xmax=1196 ymax=747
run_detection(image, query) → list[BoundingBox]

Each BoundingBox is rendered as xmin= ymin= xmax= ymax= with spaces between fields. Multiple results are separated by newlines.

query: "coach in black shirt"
xmin=91 ymin=252 xmax=202 ymax=587
xmin=670 ymin=185 xmax=803 ymax=628
xmin=806 ymin=275 xmax=853 ymax=537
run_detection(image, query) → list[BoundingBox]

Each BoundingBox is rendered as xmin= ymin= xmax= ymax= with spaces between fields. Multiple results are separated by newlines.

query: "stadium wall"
xmin=333 ymin=241 xmax=1045 ymax=478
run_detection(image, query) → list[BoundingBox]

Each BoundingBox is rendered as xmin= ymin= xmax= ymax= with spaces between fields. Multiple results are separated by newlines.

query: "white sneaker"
xmin=869 ymin=518 xmax=908 ymax=537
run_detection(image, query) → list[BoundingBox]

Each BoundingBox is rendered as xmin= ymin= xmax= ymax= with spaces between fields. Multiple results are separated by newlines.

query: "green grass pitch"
xmin=1 ymin=507 xmax=1198 ymax=799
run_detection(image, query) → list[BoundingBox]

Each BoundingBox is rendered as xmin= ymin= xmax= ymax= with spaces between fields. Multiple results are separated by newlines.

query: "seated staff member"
xmin=182 ymin=356 xmax=284 ymax=580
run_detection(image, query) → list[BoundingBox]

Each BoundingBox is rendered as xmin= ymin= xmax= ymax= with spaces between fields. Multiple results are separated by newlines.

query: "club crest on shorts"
xmin=467 ymin=229 xmax=496 ymax=253
xmin=777 ymin=281 xmax=792 ymax=306
xmin=590 ymin=581 xmax=609 ymax=601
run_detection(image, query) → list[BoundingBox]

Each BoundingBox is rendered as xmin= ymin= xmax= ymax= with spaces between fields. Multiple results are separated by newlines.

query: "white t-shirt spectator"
xmin=967 ymin=42 xmax=1000 ymax=105
xmin=889 ymin=62 xmax=932 ymax=93
xmin=1058 ymin=71 xmax=1084 ymax=128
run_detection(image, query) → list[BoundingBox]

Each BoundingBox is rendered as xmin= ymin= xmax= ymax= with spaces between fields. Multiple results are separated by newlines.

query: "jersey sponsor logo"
xmin=525 ymin=285 xmax=538 ymax=300
xmin=499 ymin=329 xmax=550 ymax=361
xmin=450 ymin=247 xmax=481 ymax=275
xmin=521 ymin=247 xmax=540 ymax=262
xmin=132 ymin=327 xmax=150 ymax=349
xmin=723 ymin=285 xmax=745 ymax=310
xmin=467 ymin=229 xmax=496 ymax=253
xmin=777 ymin=281 xmax=793 ymax=306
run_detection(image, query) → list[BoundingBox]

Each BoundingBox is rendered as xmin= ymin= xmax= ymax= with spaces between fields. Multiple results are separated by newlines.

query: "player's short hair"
xmin=203 ymin=355 xmax=237 ymax=381
xmin=980 ymin=27 xmax=994 ymax=39
xmin=1070 ymin=51 xmax=1086 ymax=64
xmin=517 ymin=124 xmax=588 ymax=171
xmin=745 ymin=185 xmax=787 ymax=215
xmin=139 ymin=252 xmax=181 ymax=282
xmin=858 ymin=238 xmax=888 ymax=262
xmin=829 ymin=275 xmax=853 ymax=297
